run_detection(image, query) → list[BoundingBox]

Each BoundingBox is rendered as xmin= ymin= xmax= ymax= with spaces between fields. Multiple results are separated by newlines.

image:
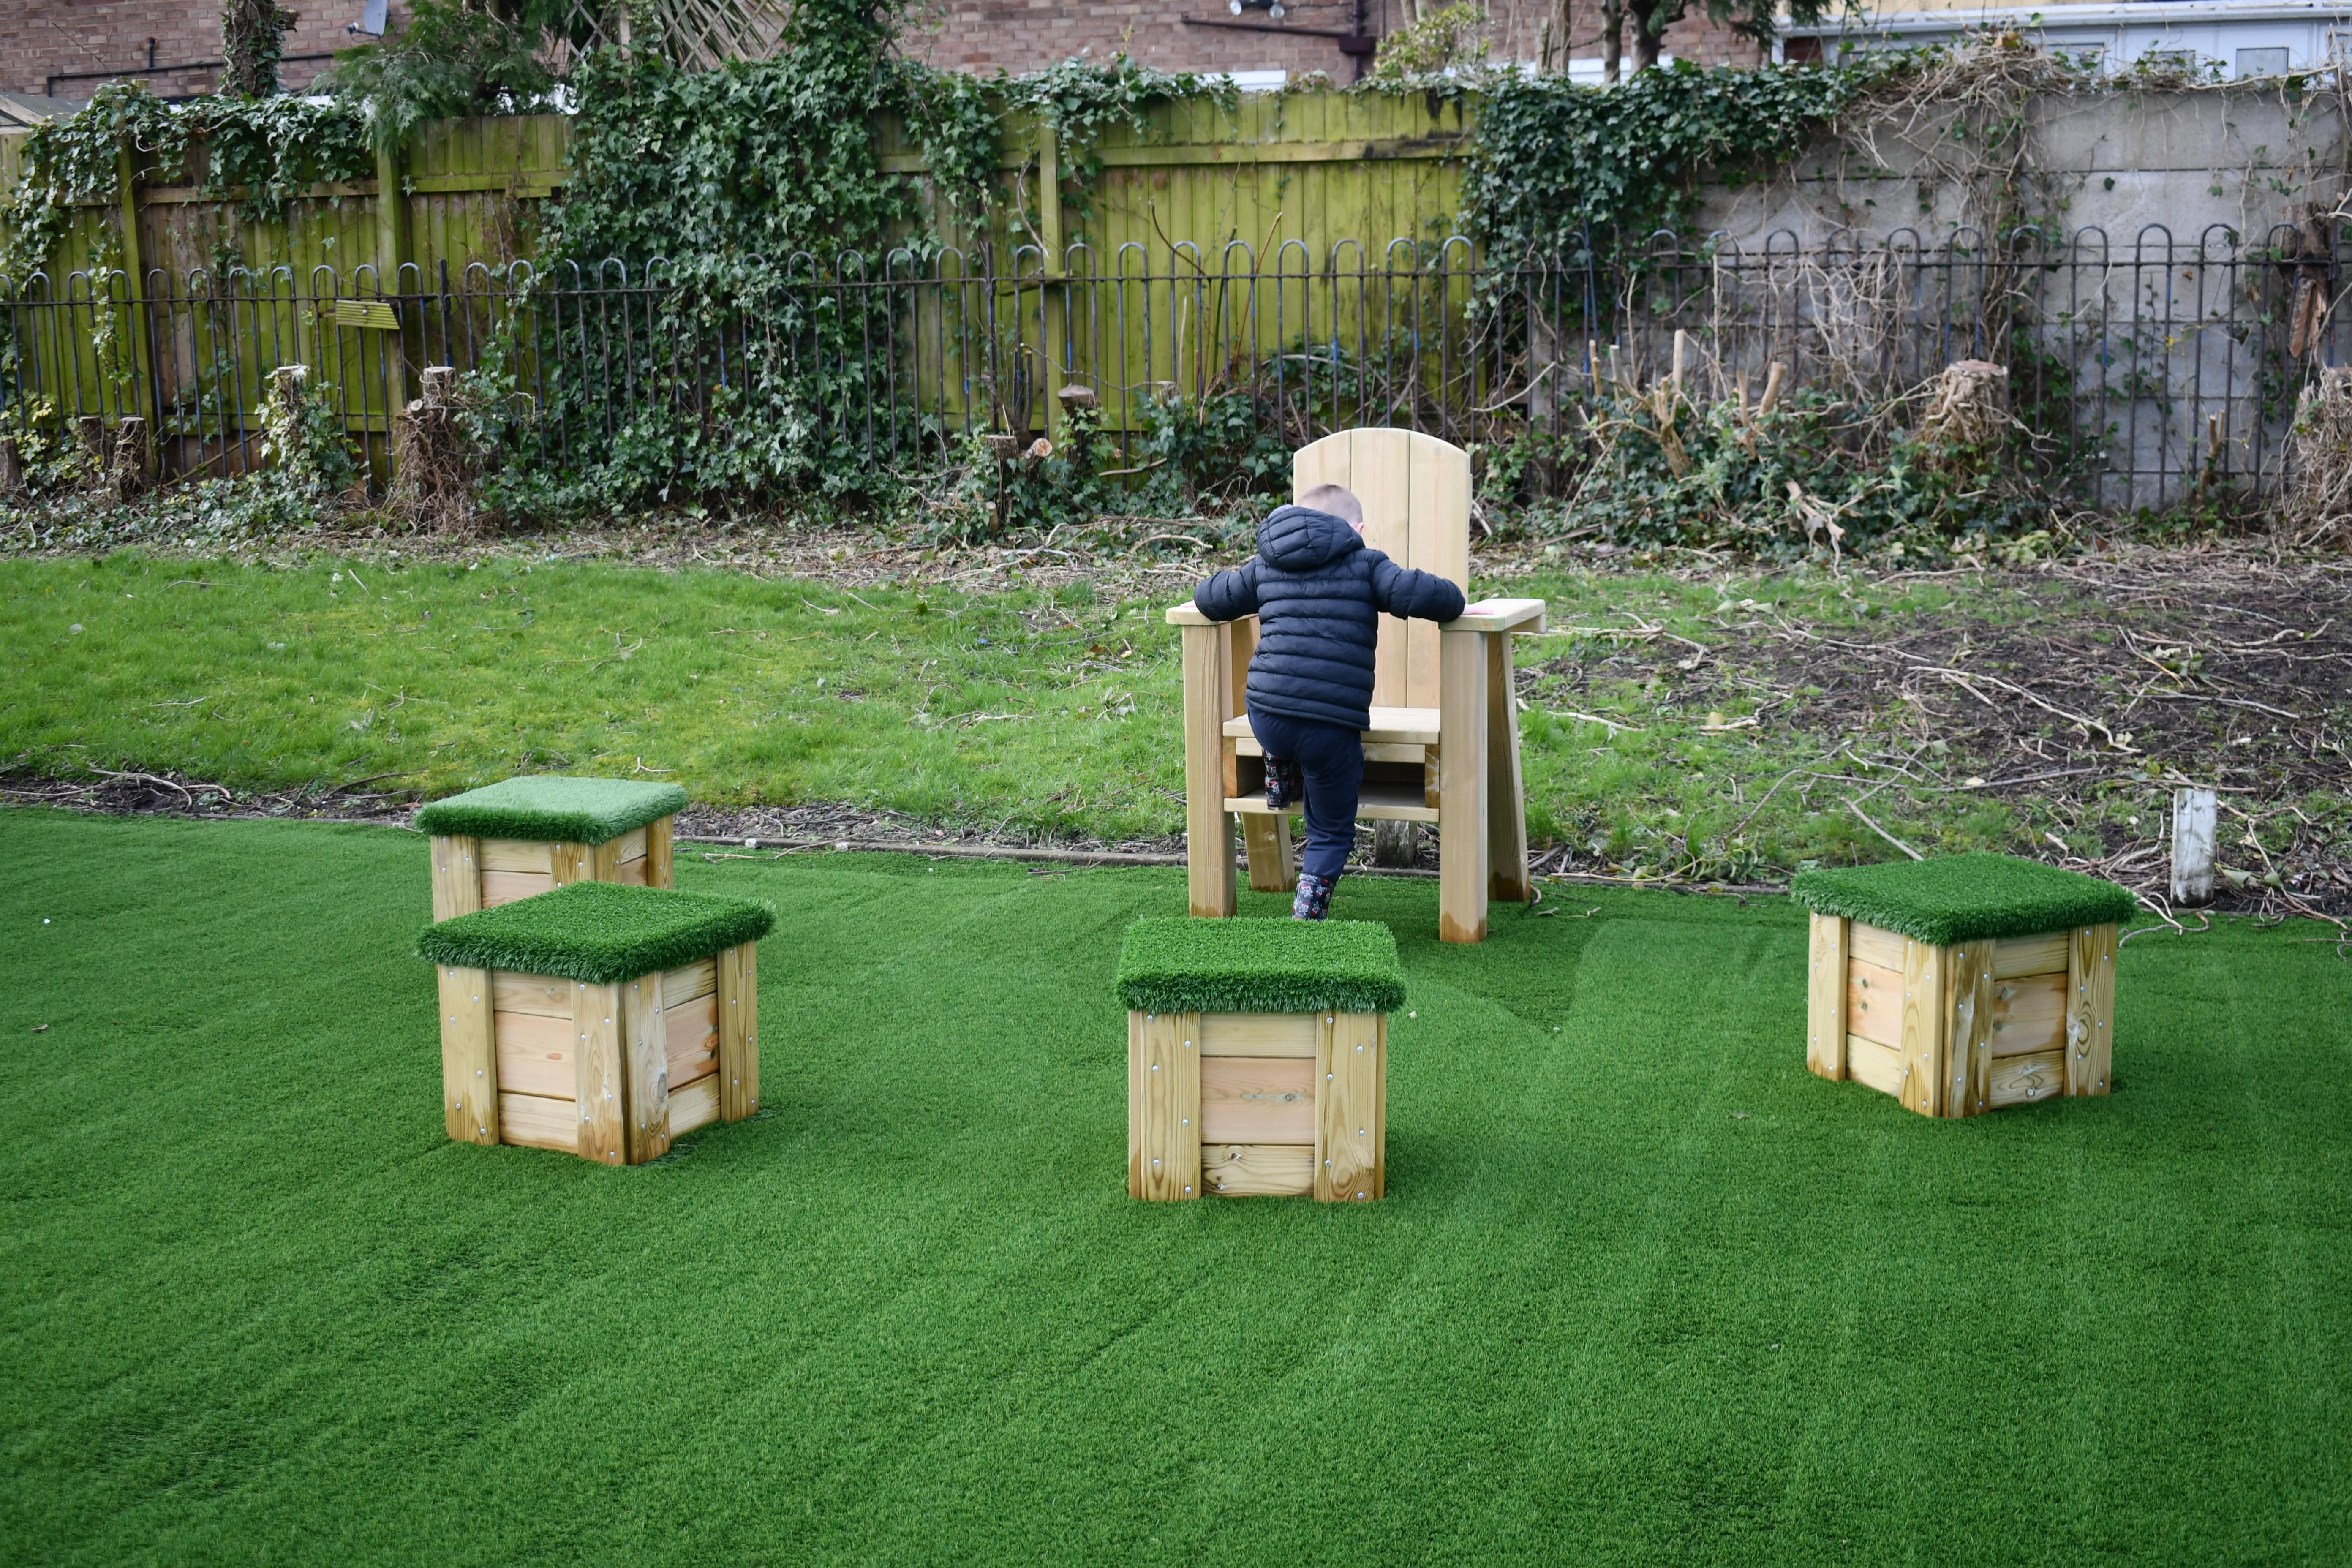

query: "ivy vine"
xmin=1 ymin=82 xmax=369 ymax=282
xmin=1462 ymin=57 xmax=1891 ymax=262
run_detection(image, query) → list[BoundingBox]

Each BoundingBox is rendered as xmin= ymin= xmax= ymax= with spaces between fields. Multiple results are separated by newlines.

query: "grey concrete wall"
xmin=1694 ymin=89 xmax=2350 ymax=250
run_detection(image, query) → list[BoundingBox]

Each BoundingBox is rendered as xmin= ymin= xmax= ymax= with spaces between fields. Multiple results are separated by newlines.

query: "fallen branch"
xmin=1845 ymin=797 xmax=1924 ymax=860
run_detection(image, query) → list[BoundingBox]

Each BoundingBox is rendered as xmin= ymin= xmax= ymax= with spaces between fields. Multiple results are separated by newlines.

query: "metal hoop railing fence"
xmin=1 ymin=223 xmax=2336 ymax=512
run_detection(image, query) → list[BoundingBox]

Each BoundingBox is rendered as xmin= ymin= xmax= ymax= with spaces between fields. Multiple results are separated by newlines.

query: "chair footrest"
xmin=1225 ymin=784 xmax=1440 ymax=825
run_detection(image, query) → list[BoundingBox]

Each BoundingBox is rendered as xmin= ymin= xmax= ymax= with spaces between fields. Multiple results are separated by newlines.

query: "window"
xmin=2235 ymin=47 xmax=2289 ymax=77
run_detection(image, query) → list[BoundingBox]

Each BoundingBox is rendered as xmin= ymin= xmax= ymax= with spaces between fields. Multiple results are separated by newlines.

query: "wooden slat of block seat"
xmin=1315 ymin=1012 xmax=1385 ymax=1201
xmin=1990 ymin=1048 xmax=2065 ymax=1107
xmin=2067 ymin=922 xmax=2117 ymax=1097
xmin=1199 ymin=1056 xmax=1316 ymax=1144
xmin=1806 ymin=912 xmax=1848 ymax=1080
xmin=1990 ymin=971 xmax=2067 ymax=1056
xmin=1949 ymin=938 xmax=1996 ymax=1119
xmin=429 ymin=836 xmax=482 ymax=923
xmin=1846 ymin=1034 xmax=1903 ymax=1097
xmin=666 ymin=991 xmax=719 ymax=1087
xmin=1850 ymin=920 xmax=1906 ymax=972
xmin=1201 ymin=1143 xmax=1315 ymax=1196
xmin=622 ymin=972 xmax=670 ymax=1165
xmin=492 ymin=971 xmax=572 ymax=1018
xmin=614 ymin=855 xmax=649 ymax=888
xmin=717 ymin=942 xmax=760 ymax=1122
xmin=670 ymin=1075 xmax=720 ymax=1135
xmin=1200 ymin=1013 xmax=1316 ymax=1057
xmin=498 ymin=1091 xmax=575 ymax=1152
xmin=575 ymin=980 xmax=626 ymax=1167
xmin=494 ymin=1009 xmax=574 ymax=1099
xmin=481 ymin=869 xmax=555 ymax=907
xmin=1900 ymin=936 xmax=1947 ymax=1117
xmin=646 ymin=817 xmax=674 ymax=890
xmin=436 ymin=964 xmax=496 ymax=1145
xmin=1994 ymin=932 xmax=2070 ymax=979
xmin=1845 ymin=958 xmax=1904 ymax=1048
xmin=480 ymin=838 xmax=552 ymax=874
xmin=663 ymin=958 xmax=716 ymax=1008
xmin=1129 ymin=1010 xmax=1202 ymax=1201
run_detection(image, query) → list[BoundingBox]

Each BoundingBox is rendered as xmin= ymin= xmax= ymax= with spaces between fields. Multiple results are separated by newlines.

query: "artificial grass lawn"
xmin=1115 ymin=916 xmax=1407 ymax=1015
xmin=3 ymin=809 xmax=2347 ymax=1564
xmin=1791 ymin=852 xmax=2141 ymax=947
xmin=417 ymin=881 xmax=775 ymax=983
xmin=411 ymin=774 xmax=688 ymax=844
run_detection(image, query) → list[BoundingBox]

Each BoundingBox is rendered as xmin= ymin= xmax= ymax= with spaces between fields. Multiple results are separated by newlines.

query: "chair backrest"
xmin=1292 ymin=428 xmax=1469 ymax=710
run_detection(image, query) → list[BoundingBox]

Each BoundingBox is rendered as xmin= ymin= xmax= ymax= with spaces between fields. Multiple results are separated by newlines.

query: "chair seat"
xmin=1222 ymin=706 xmax=1441 ymax=749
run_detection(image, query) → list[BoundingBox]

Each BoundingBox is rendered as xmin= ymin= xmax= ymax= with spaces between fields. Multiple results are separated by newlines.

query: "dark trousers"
xmin=1248 ymin=703 xmax=1362 ymax=882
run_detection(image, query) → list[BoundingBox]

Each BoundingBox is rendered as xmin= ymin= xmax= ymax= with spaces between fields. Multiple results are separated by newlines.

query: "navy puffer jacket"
xmin=1194 ymin=505 xmax=1466 ymax=731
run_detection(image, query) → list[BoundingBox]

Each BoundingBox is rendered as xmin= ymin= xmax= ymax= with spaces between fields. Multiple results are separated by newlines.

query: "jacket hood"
xmin=1256 ymin=506 xmax=1362 ymax=573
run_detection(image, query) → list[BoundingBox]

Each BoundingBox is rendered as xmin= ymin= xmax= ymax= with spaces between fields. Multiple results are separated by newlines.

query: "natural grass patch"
xmin=1 ymin=809 xmax=2347 ymax=1562
xmin=0 ymin=549 xmax=2342 ymax=895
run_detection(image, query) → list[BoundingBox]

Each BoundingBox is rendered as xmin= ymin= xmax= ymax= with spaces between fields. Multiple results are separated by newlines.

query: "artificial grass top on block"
xmin=1115 ymin=917 xmax=1407 ymax=1016
xmin=1790 ymin=852 xmax=2138 ymax=947
xmin=416 ymin=880 xmax=774 ymax=983
xmin=412 ymin=775 xmax=689 ymax=844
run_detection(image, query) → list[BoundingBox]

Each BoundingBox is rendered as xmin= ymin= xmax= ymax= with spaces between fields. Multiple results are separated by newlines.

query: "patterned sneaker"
xmin=1262 ymin=756 xmax=1303 ymax=811
xmin=1292 ymin=871 xmax=1335 ymax=921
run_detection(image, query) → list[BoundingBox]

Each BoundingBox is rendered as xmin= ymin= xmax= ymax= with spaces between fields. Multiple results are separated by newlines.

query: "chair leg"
xmin=1243 ymin=813 xmax=1294 ymax=892
xmin=1486 ymin=629 xmax=1531 ymax=903
xmin=1183 ymin=622 xmax=1236 ymax=917
xmin=1437 ymin=627 xmax=1490 ymax=943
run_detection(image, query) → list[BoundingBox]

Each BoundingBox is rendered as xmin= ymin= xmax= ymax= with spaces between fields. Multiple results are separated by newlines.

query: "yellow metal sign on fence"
xmin=333 ymin=299 xmax=400 ymax=330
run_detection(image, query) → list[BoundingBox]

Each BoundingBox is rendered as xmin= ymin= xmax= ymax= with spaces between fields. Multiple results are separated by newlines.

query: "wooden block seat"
xmin=417 ymin=881 xmax=773 ymax=1164
xmin=1793 ymin=853 xmax=2137 ymax=1118
xmin=1116 ymin=917 xmax=1406 ymax=1202
xmin=416 ymin=775 xmax=688 ymax=921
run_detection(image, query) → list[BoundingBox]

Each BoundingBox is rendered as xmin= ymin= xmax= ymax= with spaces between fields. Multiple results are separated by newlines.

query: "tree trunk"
xmin=1631 ymin=2 xmax=1662 ymax=71
xmin=1601 ymin=0 xmax=1622 ymax=82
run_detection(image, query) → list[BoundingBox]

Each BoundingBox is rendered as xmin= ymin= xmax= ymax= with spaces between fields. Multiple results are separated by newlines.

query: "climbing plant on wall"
xmin=1461 ymin=59 xmax=1883 ymax=264
xmin=1 ymin=82 xmax=370 ymax=281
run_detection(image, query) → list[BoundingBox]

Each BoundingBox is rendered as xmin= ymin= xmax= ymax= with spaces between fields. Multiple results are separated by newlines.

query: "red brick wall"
xmin=898 ymin=0 xmax=1756 ymax=79
xmin=4 ymin=0 xmax=401 ymax=101
xmin=9 ymin=0 xmax=1753 ymax=106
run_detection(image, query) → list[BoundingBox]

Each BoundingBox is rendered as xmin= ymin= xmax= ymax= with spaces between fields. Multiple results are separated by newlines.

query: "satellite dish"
xmin=348 ymin=0 xmax=387 ymax=36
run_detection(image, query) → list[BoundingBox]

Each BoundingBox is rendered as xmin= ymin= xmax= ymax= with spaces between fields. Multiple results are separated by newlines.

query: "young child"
xmin=1193 ymin=483 xmax=1466 ymax=919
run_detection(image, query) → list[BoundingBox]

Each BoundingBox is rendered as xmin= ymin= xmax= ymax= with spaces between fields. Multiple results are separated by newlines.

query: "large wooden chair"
xmin=1165 ymin=428 xmax=1545 ymax=943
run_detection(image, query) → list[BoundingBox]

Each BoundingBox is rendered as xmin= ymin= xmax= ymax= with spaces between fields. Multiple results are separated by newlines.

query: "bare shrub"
xmin=389 ymin=366 xmax=480 ymax=533
xmin=1918 ymin=358 xmax=2011 ymax=460
xmin=2285 ymin=367 xmax=2352 ymax=547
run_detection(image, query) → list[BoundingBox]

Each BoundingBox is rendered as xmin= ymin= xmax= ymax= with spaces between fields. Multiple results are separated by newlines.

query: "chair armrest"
xmin=1166 ymin=601 xmax=1215 ymax=627
xmin=1443 ymin=597 xmax=1546 ymax=634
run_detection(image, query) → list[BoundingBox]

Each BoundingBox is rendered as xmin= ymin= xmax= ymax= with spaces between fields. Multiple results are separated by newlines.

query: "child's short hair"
xmin=1298 ymin=483 xmax=1364 ymax=529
